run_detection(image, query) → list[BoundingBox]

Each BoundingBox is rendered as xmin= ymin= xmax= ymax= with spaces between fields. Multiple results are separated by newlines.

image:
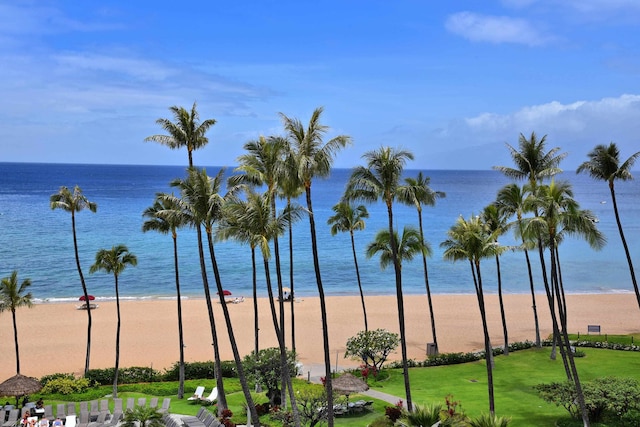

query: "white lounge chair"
xmin=201 ymin=387 xmax=218 ymax=404
xmin=187 ymin=386 xmax=205 ymax=401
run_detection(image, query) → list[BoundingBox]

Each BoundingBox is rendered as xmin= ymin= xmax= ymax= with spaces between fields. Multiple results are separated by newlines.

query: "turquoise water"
xmin=0 ymin=162 xmax=638 ymax=302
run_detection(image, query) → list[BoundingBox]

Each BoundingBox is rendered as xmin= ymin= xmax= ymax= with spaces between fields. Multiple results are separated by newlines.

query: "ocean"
xmin=0 ymin=162 xmax=638 ymax=303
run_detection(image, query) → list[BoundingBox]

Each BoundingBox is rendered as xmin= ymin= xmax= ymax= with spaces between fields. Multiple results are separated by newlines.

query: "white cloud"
xmin=445 ymin=12 xmax=551 ymax=46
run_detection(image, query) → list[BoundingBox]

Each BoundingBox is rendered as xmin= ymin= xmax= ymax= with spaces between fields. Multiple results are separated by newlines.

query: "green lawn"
xmin=29 ymin=347 xmax=640 ymax=426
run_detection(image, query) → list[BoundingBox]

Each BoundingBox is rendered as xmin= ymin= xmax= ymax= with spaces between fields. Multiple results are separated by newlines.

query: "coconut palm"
xmin=144 ymin=102 xmax=216 ymax=167
xmin=397 ymin=172 xmax=445 ymax=354
xmin=171 ymin=168 xmax=260 ymax=424
xmin=441 ymin=215 xmax=505 ymax=416
xmin=344 ymin=146 xmax=415 ymax=411
xmin=577 ymin=143 xmax=640 ymax=310
xmin=0 ymin=271 xmax=33 ymax=374
xmin=495 ymin=183 xmax=541 ymax=347
xmin=366 ymin=226 xmax=428 ymax=270
xmin=281 ymin=106 xmax=351 ymax=423
xmin=89 ymin=245 xmax=137 ymax=398
xmin=524 ymin=180 xmax=605 ymax=427
xmin=327 ymin=202 xmax=370 ymax=331
xmin=50 ymin=185 xmax=97 ymax=375
xmin=221 ymin=189 xmax=303 ymax=426
xmin=481 ymin=204 xmax=510 ymax=355
xmin=142 ymin=195 xmax=187 ymax=398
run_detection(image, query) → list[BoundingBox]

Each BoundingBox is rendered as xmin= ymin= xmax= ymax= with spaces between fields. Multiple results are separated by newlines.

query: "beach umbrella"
xmin=0 ymin=374 xmax=42 ymax=406
xmin=217 ymin=290 xmax=232 ymax=296
xmin=78 ymin=295 xmax=95 ymax=301
xmin=332 ymin=373 xmax=369 ymax=403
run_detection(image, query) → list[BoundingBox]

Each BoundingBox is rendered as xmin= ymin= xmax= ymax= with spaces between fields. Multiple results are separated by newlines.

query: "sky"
xmin=1 ymin=0 xmax=639 ymax=170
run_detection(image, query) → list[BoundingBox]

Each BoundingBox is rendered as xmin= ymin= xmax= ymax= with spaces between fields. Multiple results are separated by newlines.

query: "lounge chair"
xmin=66 ymin=403 xmax=75 ymax=417
xmin=201 ymin=387 xmax=218 ymax=404
xmin=157 ymin=398 xmax=170 ymax=414
xmin=149 ymin=398 xmax=158 ymax=409
xmin=125 ymin=399 xmax=134 ymax=412
xmin=76 ymin=411 xmax=89 ymax=427
xmin=87 ymin=411 xmax=107 ymax=427
xmin=3 ymin=409 xmax=18 ymax=427
xmin=64 ymin=416 xmax=76 ymax=427
xmin=89 ymin=401 xmax=99 ymax=421
xmin=56 ymin=404 xmax=66 ymax=420
xmin=137 ymin=398 xmax=146 ymax=408
xmin=187 ymin=386 xmax=205 ymax=401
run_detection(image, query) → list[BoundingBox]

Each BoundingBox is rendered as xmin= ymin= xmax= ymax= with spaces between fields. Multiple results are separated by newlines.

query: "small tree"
xmin=344 ymin=329 xmax=399 ymax=375
xmin=242 ymin=347 xmax=298 ymax=406
xmin=121 ymin=406 xmax=164 ymax=427
xmin=295 ymin=388 xmax=329 ymax=427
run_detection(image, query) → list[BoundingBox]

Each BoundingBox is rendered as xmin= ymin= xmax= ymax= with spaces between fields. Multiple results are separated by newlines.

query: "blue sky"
xmin=1 ymin=0 xmax=639 ymax=170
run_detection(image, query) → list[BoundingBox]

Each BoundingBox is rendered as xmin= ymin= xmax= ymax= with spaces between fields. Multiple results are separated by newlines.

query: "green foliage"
xmin=468 ymin=413 xmax=512 ymax=427
xmin=40 ymin=373 xmax=76 ymax=387
xmin=536 ymin=377 xmax=640 ymax=422
xmin=163 ymin=361 xmax=239 ymax=381
xmin=293 ymin=388 xmax=328 ymax=427
xmin=400 ymin=403 xmax=442 ymax=426
xmin=121 ymin=406 xmax=164 ymax=427
xmin=241 ymin=347 xmax=298 ymax=402
xmin=85 ymin=367 xmax=162 ymax=385
xmin=367 ymin=416 xmax=394 ymax=426
xmin=620 ymin=409 xmax=640 ymax=426
xmin=344 ymin=329 xmax=400 ymax=372
xmin=40 ymin=376 xmax=91 ymax=395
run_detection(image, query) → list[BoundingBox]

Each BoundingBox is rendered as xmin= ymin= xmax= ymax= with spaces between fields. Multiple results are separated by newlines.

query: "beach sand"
xmin=2 ymin=293 xmax=639 ymax=380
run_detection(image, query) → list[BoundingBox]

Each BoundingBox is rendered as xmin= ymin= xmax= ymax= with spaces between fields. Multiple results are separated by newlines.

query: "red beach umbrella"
xmin=217 ymin=290 xmax=232 ymax=296
xmin=79 ymin=295 xmax=95 ymax=301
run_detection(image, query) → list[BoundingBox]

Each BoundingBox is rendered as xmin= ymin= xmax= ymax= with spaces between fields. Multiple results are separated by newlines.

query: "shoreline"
xmin=2 ymin=293 xmax=639 ymax=381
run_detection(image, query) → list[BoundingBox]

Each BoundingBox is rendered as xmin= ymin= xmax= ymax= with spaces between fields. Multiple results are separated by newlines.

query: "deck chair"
xmin=137 ymin=398 xmax=146 ymax=408
xmin=88 ymin=401 xmax=99 ymax=421
xmin=76 ymin=411 xmax=89 ymax=427
xmin=157 ymin=398 xmax=170 ymax=414
xmin=87 ymin=411 xmax=107 ymax=427
xmin=125 ymin=398 xmax=134 ymax=412
xmin=78 ymin=403 xmax=88 ymax=418
xmin=110 ymin=399 xmax=122 ymax=422
xmin=66 ymin=403 xmax=75 ymax=417
xmin=3 ymin=409 xmax=19 ymax=427
xmin=187 ymin=386 xmax=205 ymax=401
xmin=201 ymin=387 xmax=218 ymax=404
xmin=64 ymin=416 xmax=76 ymax=427
xmin=56 ymin=404 xmax=65 ymax=420
xmin=44 ymin=406 xmax=54 ymax=421
xmin=148 ymin=398 xmax=158 ymax=409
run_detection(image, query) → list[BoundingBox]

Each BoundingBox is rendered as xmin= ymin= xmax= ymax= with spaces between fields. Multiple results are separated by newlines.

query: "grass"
xmin=569 ymin=333 xmax=640 ymax=345
xmin=28 ymin=347 xmax=640 ymax=426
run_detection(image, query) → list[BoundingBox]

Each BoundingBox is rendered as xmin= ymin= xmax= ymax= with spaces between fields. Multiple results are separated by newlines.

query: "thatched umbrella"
xmin=0 ymin=374 xmax=42 ymax=407
xmin=332 ymin=373 xmax=369 ymax=404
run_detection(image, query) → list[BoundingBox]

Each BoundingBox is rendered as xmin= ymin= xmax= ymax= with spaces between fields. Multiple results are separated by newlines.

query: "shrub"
xmin=368 ymin=416 xmax=394 ymax=427
xmin=468 ymin=413 xmax=512 ymax=427
xmin=384 ymin=405 xmax=402 ymax=423
xmin=345 ymin=329 xmax=400 ymax=374
xmin=400 ymin=403 xmax=442 ymax=427
xmin=85 ymin=367 xmax=161 ymax=385
xmin=40 ymin=376 xmax=91 ymax=395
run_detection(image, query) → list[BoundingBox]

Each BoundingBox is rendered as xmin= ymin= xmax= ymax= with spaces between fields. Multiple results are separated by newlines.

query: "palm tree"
xmin=50 ymin=185 xmax=97 ymax=375
xmin=281 ymin=106 xmax=351 ymax=423
xmin=0 ymin=271 xmax=33 ymax=374
xmin=577 ymin=143 xmax=640 ymax=310
xmin=441 ymin=215 xmax=505 ymax=416
xmin=397 ymin=172 xmax=445 ymax=354
xmin=121 ymin=406 xmax=163 ymax=427
xmin=171 ymin=168 xmax=260 ymax=424
xmin=89 ymin=245 xmax=137 ymax=398
xmin=366 ymin=226 xmax=428 ymax=270
xmin=344 ymin=146 xmax=415 ymax=411
xmin=142 ymin=195 xmax=187 ymax=398
xmin=327 ymin=202 xmax=370 ymax=331
xmin=495 ymin=183 xmax=541 ymax=347
xmin=481 ymin=204 xmax=510 ymax=356
xmin=144 ymin=102 xmax=216 ymax=167
xmin=220 ymin=189 xmax=303 ymax=426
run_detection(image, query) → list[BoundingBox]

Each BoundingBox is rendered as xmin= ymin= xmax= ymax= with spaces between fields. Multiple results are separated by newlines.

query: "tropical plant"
xmin=480 ymin=204 xmax=510 ymax=355
xmin=344 ymin=329 xmax=399 ymax=373
xmin=468 ymin=413 xmax=512 ymax=427
xmin=121 ymin=406 xmax=164 ymax=427
xmin=441 ymin=215 xmax=506 ymax=415
xmin=366 ymin=226 xmax=428 ymax=271
xmin=144 ymin=102 xmax=216 ymax=167
xmin=400 ymin=403 xmax=443 ymax=427
xmin=577 ymin=142 xmax=640 ymax=310
xmin=344 ymin=146 xmax=415 ymax=411
xmin=142 ymin=194 xmax=187 ymax=398
xmin=50 ymin=185 xmax=97 ymax=375
xmin=327 ymin=202 xmax=369 ymax=331
xmin=0 ymin=271 xmax=33 ymax=374
xmin=397 ymin=171 xmax=445 ymax=354
xmin=241 ymin=347 xmax=299 ymax=406
xmin=281 ymin=106 xmax=351 ymax=424
xmin=89 ymin=244 xmax=137 ymax=398
xmin=494 ymin=183 xmax=541 ymax=347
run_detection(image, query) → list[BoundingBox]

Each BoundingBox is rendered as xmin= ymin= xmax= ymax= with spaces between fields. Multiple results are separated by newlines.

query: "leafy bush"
xmin=367 ymin=416 xmax=394 ymax=426
xmin=40 ymin=376 xmax=91 ymax=395
xmin=468 ymin=413 xmax=511 ymax=427
xmin=344 ymin=329 xmax=400 ymax=373
xmin=242 ymin=348 xmax=298 ymax=406
xmin=400 ymin=403 xmax=442 ymax=426
xmin=85 ymin=367 xmax=161 ymax=385
xmin=40 ymin=373 xmax=76 ymax=387
xmin=620 ymin=409 xmax=640 ymax=426
xmin=384 ymin=405 xmax=402 ymax=423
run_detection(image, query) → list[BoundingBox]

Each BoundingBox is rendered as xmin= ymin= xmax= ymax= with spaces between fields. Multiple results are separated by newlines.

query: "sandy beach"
xmin=2 ymin=293 xmax=639 ymax=381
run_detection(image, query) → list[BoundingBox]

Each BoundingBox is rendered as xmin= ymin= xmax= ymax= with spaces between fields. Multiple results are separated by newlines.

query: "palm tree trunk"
xmin=195 ymin=225 xmax=227 ymax=413
xmin=72 ymin=212 xmax=92 ymax=375
xmin=386 ymin=201 xmax=413 ymax=412
xmin=610 ymin=183 xmax=640 ymax=310
xmin=114 ymin=275 xmax=121 ymax=398
xmin=262 ymin=257 xmax=301 ymax=427
xmin=471 ymin=260 xmax=495 ymax=415
xmin=418 ymin=211 xmax=438 ymax=353
xmin=172 ymin=234 xmax=185 ymax=399
xmin=305 ymin=185 xmax=335 ymax=425
xmin=523 ymin=247 xmax=541 ymax=347
xmin=252 ymin=247 xmax=259 ymax=358
xmin=206 ymin=233 xmax=261 ymax=426
xmin=350 ymin=231 xmax=368 ymax=331
xmin=12 ymin=309 xmax=19 ymax=374
xmin=288 ymin=199 xmax=297 ymax=353
xmin=495 ymin=255 xmax=509 ymax=356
